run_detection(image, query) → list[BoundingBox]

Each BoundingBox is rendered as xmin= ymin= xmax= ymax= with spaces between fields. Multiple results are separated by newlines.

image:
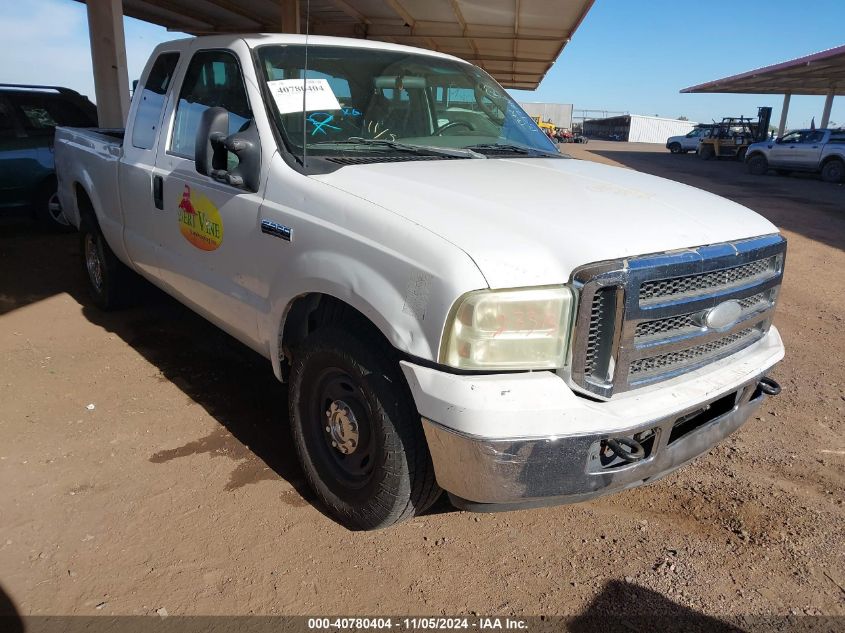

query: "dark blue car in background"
xmin=0 ymin=84 xmax=98 ymax=231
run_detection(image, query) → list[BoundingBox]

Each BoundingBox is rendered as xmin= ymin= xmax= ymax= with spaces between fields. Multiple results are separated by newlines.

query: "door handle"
xmin=153 ymin=175 xmax=164 ymax=210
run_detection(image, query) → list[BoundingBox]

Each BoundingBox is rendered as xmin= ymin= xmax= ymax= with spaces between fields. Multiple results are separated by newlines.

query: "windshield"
xmin=256 ymin=45 xmax=559 ymax=163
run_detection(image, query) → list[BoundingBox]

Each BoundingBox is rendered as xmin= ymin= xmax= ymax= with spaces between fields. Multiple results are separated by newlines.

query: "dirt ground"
xmin=1 ymin=141 xmax=843 ymax=625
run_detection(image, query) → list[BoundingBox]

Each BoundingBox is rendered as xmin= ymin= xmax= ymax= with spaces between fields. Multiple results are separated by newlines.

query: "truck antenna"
xmin=302 ymin=0 xmax=310 ymax=169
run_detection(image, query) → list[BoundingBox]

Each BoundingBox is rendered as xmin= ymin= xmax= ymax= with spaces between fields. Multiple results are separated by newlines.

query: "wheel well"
xmin=279 ymin=293 xmax=393 ymax=381
xmin=747 ymin=151 xmax=765 ymax=160
xmin=74 ymin=183 xmax=97 ymax=228
xmin=821 ymin=155 xmax=844 ymax=166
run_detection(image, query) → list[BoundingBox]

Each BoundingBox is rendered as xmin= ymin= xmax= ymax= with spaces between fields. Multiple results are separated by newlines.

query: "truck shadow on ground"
xmin=0 ymin=220 xmax=83 ymax=316
xmin=583 ymin=149 xmax=845 ymax=255
xmin=0 ymin=222 xmax=454 ymax=523
xmin=79 ymin=277 xmax=338 ymax=513
xmin=100 ymin=281 xmax=456 ymax=520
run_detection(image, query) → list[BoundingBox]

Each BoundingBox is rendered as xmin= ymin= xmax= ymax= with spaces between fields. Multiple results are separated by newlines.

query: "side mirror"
xmin=774 ymin=137 xmax=783 ymax=144
xmin=195 ymin=106 xmax=229 ymax=178
xmin=195 ymin=107 xmax=261 ymax=192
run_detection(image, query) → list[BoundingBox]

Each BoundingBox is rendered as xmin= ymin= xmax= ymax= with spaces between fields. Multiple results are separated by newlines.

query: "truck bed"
xmin=54 ymin=126 xmax=126 ymax=237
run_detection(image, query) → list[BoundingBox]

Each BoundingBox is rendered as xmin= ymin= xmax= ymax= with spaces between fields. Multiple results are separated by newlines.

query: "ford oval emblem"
xmin=702 ymin=300 xmax=742 ymax=330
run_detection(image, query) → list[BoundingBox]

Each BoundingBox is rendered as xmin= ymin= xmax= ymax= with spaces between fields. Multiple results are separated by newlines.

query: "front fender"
xmin=264 ymin=250 xmax=462 ymax=381
xmin=256 ymin=153 xmax=490 ymax=381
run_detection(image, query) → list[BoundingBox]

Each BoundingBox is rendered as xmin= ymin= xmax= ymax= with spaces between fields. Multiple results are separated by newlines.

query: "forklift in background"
xmin=698 ymin=106 xmax=772 ymax=160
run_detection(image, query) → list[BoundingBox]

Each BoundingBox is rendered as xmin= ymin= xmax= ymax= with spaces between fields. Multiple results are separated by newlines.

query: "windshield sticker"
xmin=178 ymin=184 xmax=223 ymax=251
xmin=267 ymin=78 xmax=341 ymax=114
xmin=307 ymin=112 xmax=342 ymax=136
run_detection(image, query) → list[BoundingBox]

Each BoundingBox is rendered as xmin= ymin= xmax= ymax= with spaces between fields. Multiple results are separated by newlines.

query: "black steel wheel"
xmin=304 ymin=366 xmax=377 ymax=489
xmin=289 ymin=326 xmax=441 ymax=530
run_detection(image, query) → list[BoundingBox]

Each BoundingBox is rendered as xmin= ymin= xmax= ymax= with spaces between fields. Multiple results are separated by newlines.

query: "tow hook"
xmin=758 ymin=376 xmax=781 ymax=396
xmin=605 ymin=436 xmax=646 ymax=464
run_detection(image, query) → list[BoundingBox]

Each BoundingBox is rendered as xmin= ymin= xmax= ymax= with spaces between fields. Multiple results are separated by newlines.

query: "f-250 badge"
xmin=178 ymin=184 xmax=223 ymax=251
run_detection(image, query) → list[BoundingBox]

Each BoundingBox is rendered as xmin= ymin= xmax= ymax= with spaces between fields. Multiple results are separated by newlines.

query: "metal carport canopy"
xmin=105 ymin=0 xmax=594 ymax=91
xmin=679 ymin=44 xmax=845 ymax=134
xmin=680 ymin=44 xmax=845 ymax=95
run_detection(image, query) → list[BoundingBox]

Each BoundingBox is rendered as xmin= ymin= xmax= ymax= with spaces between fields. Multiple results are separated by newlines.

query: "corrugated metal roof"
xmin=681 ymin=44 xmax=845 ymax=96
xmin=87 ymin=0 xmax=594 ymax=90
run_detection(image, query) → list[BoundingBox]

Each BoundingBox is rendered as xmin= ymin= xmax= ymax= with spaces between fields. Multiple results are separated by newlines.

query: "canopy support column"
xmin=777 ymin=93 xmax=791 ymax=137
xmin=281 ymin=0 xmax=300 ymax=33
xmin=86 ymin=0 xmax=130 ymax=128
xmin=820 ymin=90 xmax=835 ymax=129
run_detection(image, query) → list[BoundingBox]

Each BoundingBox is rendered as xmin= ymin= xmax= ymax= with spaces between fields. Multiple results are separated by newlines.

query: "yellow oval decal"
xmin=178 ymin=184 xmax=223 ymax=251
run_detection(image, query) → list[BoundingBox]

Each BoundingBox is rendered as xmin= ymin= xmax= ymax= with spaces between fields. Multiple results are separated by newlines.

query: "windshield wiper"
xmin=314 ymin=137 xmax=485 ymax=159
xmin=465 ymin=143 xmax=561 ymax=157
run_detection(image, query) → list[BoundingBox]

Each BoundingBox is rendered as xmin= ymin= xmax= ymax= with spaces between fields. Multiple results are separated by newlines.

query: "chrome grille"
xmin=630 ymin=326 xmax=759 ymax=378
xmin=566 ymin=235 xmax=786 ymax=400
xmin=635 ymin=313 xmax=698 ymax=341
xmin=634 ymin=291 xmax=772 ymax=343
xmin=583 ymin=287 xmax=618 ymax=381
xmin=583 ymin=293 xmax=604 ymax=375
xmin=639 ymin=256 xmax=777 ymax=304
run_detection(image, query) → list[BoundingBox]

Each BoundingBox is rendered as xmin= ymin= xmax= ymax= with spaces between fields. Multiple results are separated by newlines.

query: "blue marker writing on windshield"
xmin=307 ymin=112 xmax=342 ymax=136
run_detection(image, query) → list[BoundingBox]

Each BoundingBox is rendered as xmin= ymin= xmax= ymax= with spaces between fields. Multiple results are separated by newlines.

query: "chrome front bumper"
xmin=422 ymin=375 xmax=769 ymax=510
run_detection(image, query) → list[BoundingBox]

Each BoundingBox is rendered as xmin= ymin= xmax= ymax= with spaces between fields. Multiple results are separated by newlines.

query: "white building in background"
xmin=518 ymin=102 xmax=574 ymax=128
xmin=583 ymin=114 xmax=697 ymax=143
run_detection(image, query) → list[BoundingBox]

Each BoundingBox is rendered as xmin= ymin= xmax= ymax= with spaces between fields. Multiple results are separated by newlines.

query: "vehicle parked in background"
xmin=56 ymin=34 xmax=785 ymax=530
xmin=0 ymin=84 xmax=98 ymax=230
xmin=746 ymin=128 xmax=845 ymax=183
xmin=698 ymin=107 xmax=773 ymax=161
xmin=666 ymin=125 xmax=711 ymax=153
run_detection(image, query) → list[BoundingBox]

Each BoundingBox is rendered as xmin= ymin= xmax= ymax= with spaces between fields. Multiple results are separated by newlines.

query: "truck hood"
xmin=313 ymin=157 xmax=778 ymax=288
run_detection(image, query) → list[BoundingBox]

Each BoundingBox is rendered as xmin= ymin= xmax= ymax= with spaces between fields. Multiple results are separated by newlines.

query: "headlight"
xmin=439 ymin=286 xmax=576 ymax=371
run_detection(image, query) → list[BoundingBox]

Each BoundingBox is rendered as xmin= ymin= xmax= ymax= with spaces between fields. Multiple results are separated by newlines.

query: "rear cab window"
xmin=132 ymin=52 xmax=180 ymax=150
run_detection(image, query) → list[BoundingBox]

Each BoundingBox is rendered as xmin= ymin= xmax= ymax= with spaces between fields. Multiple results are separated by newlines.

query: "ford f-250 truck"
xmin=56 ymin=34 xmax=785 ymax=530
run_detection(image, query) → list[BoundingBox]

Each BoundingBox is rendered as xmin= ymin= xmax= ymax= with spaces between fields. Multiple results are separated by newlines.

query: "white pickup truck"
xmin=56 ymin=34 xmax=786 ymax=530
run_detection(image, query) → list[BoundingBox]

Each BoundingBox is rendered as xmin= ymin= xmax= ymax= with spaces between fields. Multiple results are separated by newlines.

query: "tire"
xmin=698 ymin=144 xmax=715 ymax=160
xmin=668 ymin=143 xmax=682 ymax=154
xmin=289 ymin=326 xmax=441 ymax=530
xmin=821 ymin=159 xmax=844 ymax=184
xmin=747 ymin=154 xmax=768 ymax=175
xmin=80 ymin=219 xmax=134 ymax=310
xmin=34 ymin=180 xmax=73 ymax=233
xmin=736 ymin=147 xmax=748 ymax=162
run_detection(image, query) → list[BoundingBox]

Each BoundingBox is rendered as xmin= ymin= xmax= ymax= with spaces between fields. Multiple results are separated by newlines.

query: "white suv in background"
xmin=666 ymin=126 xmax=709 ymax=154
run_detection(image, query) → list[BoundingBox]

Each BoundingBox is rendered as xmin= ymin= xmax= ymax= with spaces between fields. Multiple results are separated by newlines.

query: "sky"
xmin=1 ymin=0 xmax=843 ymax=130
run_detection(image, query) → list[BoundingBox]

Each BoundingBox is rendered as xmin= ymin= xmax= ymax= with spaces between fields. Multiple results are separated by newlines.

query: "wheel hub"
xmin=325 ymin=400 xmax=359 ymax=454
xmin=85 ymin=235 xmax=104 ymax=291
